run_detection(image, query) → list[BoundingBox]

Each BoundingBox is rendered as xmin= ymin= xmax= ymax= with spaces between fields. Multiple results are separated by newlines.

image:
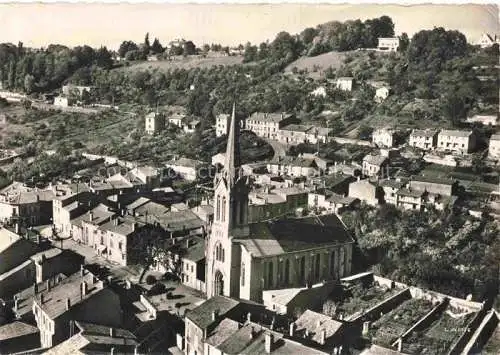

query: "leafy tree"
xmin=143 ymin=32 xmax=151 ymax=54
xmin=243 ymin=42 xmax=258 ymax=63
xmin=151 ymin=38 xmax=163 ymax=54
xmin=399 ymin=32 xmax=410 ymax=52
xmin=118 ymin=40 xmax=139 ymax=58
xmin=23 ymin=74 xmax=35 ymax=93
xmin=183 ymin=41 xmax=196 ymax=56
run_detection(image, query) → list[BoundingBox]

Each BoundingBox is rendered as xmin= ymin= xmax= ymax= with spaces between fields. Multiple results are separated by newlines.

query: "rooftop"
xmin=0 ymin=321 xmax=39 ymax=341
xmin=439 ymin=129 xmax=472 ymax=138
xmin=35 ymin=271 xmax=106 ymax=320
xmin=411 ymin=129 xmax=439 ymax=138
xmin=44 ymin=321 xmax=137 ymax=355
xmin=397 ymin=188 xmax=425 ymax=198
xmin=248 ymin=112 xmax=291 ymax=123
xmin=363 ymin=154 xmax=388 ymax=166
xmin=186 ymin=296 xmax=240 ymax=329
xmin=165 ymin=157 xmax=206 ymax=168
xmin=71 ymin=203 xmax=116 ymax=226
xmin=295 ymin=309 xmax=344 ymax=344
xmin=0 ymin=227 xmax=24 ymax=254
xmin=280 ymin=124 xmax=313 ymax=133
xmin=236 ymin=214 xmax=353 ymax=258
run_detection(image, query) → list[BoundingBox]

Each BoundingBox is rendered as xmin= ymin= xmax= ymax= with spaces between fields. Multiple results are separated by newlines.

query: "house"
xmin=377 ymin=37 xmax=400 ymax=52
xmin=168 ymin=112 xmax=186 ymax=128
xmin=184 ymin=295 xmax=278 ymax=355
xmin=62 ymin=84 xmax=93 ymax=97
xmin=70 ymin=203 xmax=116 ymax=246
xmin=267 ymin=156 xmax=320 ymax=178
xmin=348 ymin=179 xmax=381 ymax=206
xmin=372 ymin=127 xmax=396 ymax=148
xmin=245 ymin=112 xmax=295 ymax=140
xmin=0 ymin=321 xmax=40 ymax=354
xmin=165 ymin=157 xmax=209 ymax=181
xmin=248 ymin=186 xmax=308 ymax=222
xmin=466 ymin=114 xmax=498 ymax=126
xmin=375 ymin=87 xmax=390 ymax=102
xmin=262 ymin=282 xmax=336 ymax=316
xmin=216 ymin=113 xmax=230 ymax=137
xmin=409 ymin=176 xmax=457 ymax=197
xmin=396 ymin=188 xmax=426 ymax=211
xmin=379 ymin=179 xmax=407 ymax=205
xmin=169 ymin=236 xmax=206 ymax=292
xmin=308 ymin=188 xmax=358 ymax=213
xmin=292 ymin=309 xmax=349 ymax=352
xmin=310 ymin=86 xmax=327 ymax=97
xmin=129 ymin=165 xmax=161 ymax=187
xmin=409 ymin=129 xmax=439 ymax=150
xmin=477 ymin=33 xmax=500 ymax=48
xmin=43 ymin=321 xmax=138 ymax=355
xmin=0 ymin=181 xmax=55 ymax=225
xmin=53 ymin=96 xmax=70 ymax=107
xmin=32 ymin=269 xmax=122 ymax=348
xmin=336 ymin=77 xmax=354 ymax=91
xmin=278 ymin=125 xmax=332 ymax=146
xmin=145 ymin=112 xmax=165 ymax=135
xmin=362 ymin=154 xmax=389 ymax=178
xmin=203 ymin=320 xmax=327 ymax=355
xmin=52 ymin=183 xmax=93 ymax=238
xmin=183 ymin=119 xmax=200 ymax=133
xmin=437 ymin=129 xmax=477 ymax=154
xmin=211 ymin=152 xmax=226 ymax=168
xmin=489 ymin=134 xmax=500 ymax=159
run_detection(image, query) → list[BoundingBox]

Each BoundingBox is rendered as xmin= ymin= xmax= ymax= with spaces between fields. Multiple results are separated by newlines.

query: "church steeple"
xmin=223 ymin=103 xmax=241 ymax=185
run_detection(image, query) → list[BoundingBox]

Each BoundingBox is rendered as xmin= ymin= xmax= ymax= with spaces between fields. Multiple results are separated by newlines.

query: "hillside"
xmin=284 ymin=51 xmax=349 ymax=78
xmin=118 ymin=55 xmax=244 ymax=72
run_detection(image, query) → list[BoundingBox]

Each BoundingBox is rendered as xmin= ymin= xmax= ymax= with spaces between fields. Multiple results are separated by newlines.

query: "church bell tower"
xmin=206 ymin=104 xmax=250 ymax=298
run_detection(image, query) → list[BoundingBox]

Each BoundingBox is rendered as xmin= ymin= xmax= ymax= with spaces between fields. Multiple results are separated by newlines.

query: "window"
xmin=268 ymin=261 xmax=274 ymax=288
xmin=284 ymin=259 xmax=290 ymax=284
xmin=314 ymin=253 xmax=321 ymax=280
xmin=216 ymin=196 xmax=221 ymax=221
xmin=222 ymin=197 xmax=227 ymax=222
xmin=330 ymin=251 xmax=336 ymax=276
xmin=241 ymin=263 xmax=245 ymax=286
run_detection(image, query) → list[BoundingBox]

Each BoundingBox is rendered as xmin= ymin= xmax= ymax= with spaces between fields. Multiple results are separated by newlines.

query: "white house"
xmin=437 ymin=130 xmax=477 ymax=154
xmin=466 ymin=114 xmax=498 ymax=126
xmin=409 ymin=129 xmax=438 ymax=150
xmin=336 ymin=77 xmax=354 ymax=92
xmin=375 ymin=87 xmax=390 ymax=102
xmin=489 ymin=134 xmax=500 ymax=159
xmin=372 ymin=127 xmax=396 ymax=148
xmin=377 ymin=37 xmax=400 ymax=52
xmin=477 ymin=33 xmax=500 ymax=48
xmin=310 ymin=86 xmax=327 ymax=97
xmin=53 ymin=96 xmax=69 ymax=107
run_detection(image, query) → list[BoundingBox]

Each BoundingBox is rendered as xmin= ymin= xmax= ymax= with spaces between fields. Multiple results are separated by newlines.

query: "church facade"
xmin=206 ymin=105 xmax=355 ymax=303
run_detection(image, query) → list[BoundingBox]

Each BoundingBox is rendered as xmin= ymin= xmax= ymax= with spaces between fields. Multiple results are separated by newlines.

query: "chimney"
xmin=319 ymin=329 xmax=326 ymax=345
xmin=114 ymin=218 xmax=119 ymax=226
xmin=249 ymin=326 xmax=255 ymax=339
xmin=109 ymin=327 xmax=115 ymax=338
xmin=80 ymin=264 xmax=85 ymax=277
xmin=289 ymin=322 xmax=296 ymax=337
xmin=14 ymin=298 xmax=19 ymax=311
xmin=246 ymin=312 xmax=251 ymax=323
xmin=265 ymin=332 xmax=274 ymax=353
xmin=186 ymin=238 xmax=191 ymax=249
xmin=15 ymin=222 xmax=20 ymax=235
xmin=110 ymin=348 xmax=115 ymax=355
xmin=33 ymin=283 xmax=38 ymax=295
xmin=66 ymin=298 xmax=71 ymax=310
xmin=132 ymin=222 xmax=137 ymax=231
xmin=211 ymin=310 xmax=218 ymax=321
xmin=81 ymin=281 xmax=88 ymax=298
xmin=46 ymin=279 xmax=51 ymax=292
xmin=89 ymin=211 xmax=94 ymax=222
xmin=362 ymin=321 xmax=370 ymax=336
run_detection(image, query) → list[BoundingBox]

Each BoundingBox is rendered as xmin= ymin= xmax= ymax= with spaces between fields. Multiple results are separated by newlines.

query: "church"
xmin=205 ymin=105 xmax=355 ymax=302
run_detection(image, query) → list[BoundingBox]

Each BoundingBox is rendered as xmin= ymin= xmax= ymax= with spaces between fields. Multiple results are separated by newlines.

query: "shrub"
xmin=145 ymin=274 xmax=157 ymax=285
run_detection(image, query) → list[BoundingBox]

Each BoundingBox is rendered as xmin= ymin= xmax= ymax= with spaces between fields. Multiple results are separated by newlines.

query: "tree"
xmin=144 ymin=32 xmax=151 ymax=54
xmin=151 ymin=38 xmax=163 ymax=54
xmin=441 ymin=93 xmax=467 ymax=126
xmin=399 ymin=32 xmax=410 ymax=52
xmin=183 ymin=41 xmax=196 ymax=56
xmin=243 ymin=42 xmax=258 ymax=63
xmin=23 ymin=74 xmax=35 ymax=94
xmin=118 ymin=41 xmax=139 ymax=58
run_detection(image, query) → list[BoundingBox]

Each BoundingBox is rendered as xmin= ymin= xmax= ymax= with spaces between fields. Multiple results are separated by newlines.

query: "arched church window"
xmin=216 ymin=196 xmax=221 ymax=221
xmin=221 ymin=248 xmax=225 ymax=262
xmin=222 ymin=197 xmax=227 ymax=222
xmin=314 ymin=253 xmax=321 ymax=280
xmin=299 ymin=256 xmax=306 ymax=282
xmin=268 ymin=261 xmax=274 ymax=288
xmin=284 ymin=259 xmax=290 ymax=284
xmin=241 ymin=263 xmax=245 ymax=286
xmin=330 ymin=251 xmax=336 ymax=276
xmin=215 ymin=244 xmax=220 ymax=261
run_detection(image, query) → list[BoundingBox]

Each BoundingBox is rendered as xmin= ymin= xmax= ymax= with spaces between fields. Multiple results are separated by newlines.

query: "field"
xmin=118 ymin=54 xmax=244 ymax=72
xmin=284 ymin=51 xmax=350 ymax=78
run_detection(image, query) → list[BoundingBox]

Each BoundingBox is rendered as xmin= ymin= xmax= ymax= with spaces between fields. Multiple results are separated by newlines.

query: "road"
xmin=265 ymin=138 xmax=287 ymax=160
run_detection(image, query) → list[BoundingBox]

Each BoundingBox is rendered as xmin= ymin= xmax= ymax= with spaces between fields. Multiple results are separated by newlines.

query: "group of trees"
xmin=0 ymin=42 xmax=113 ymax=93
xmin=118 ymin=33 xmax=200 ymax=61
xmin=341 ymin=204 xmax=499 ymax=301
xmin=243 ymin=15 xmax=396 ymax=64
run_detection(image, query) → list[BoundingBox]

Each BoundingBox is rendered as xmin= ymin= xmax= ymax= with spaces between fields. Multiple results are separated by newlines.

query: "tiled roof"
xmin=153 ymin=210 xmax=204 ymax=232
xmin=44 ymin=321 xmax=137 ymax=355
xmin=180 ymin=236 xmax=205 ymax=262
xmin=205 ymin=318 xmax=240 ymax=347
xmin=379 ymin=179 xmax=406 ymax=189
xmin=263 ymin=287 xmax=304 ymax=306
xmin=98 ymin=218 xmax=138 ymax=236
xmin=0 ymin=321 xmax=39 ymax=341
xmin=0 ymin=228 xmax=23 ymax=254
xmin=248 ymin=112 xmax=290 ymax=123
xmin=35 ymin=271 xmax=105 ymax=320
xmin=281 ymin=124 xmax=312 ymax=133
xmin=397 ymin=188 xmax=425 ymax=198
xmin=410 ymin=175 xmax=455 ymax=186
xmin=165 ymin=157 xmax=205 ymax=168
xmin=363 ymin=154 xmax=388 ymax=166
xmin=125 ymin=197 xmax=151 ymax=211
xmin=186 ymin=296 xmax=240 ymax=329
xmin=236 ymin=214 xmax=353 ymax=257
xmin=71 ymin=204 xmax=115 ymax=226
xmin=439 ymin=129 xmax=472 ymax=138
xmin=29 ymin=248 xmax=63 ymax=263
xmin=410 ymin=129 xmax=439 ymax=138
xmin=295 ymin=309 xmax=344 ymax=344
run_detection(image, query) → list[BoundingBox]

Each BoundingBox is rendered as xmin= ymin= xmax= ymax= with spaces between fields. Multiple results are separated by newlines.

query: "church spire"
xmin=223 ymin=103 xmax=241 ymax=184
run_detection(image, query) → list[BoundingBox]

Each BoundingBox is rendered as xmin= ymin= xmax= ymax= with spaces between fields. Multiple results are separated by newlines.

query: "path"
xmin=265 ymin=138 xmax=287 ymax=160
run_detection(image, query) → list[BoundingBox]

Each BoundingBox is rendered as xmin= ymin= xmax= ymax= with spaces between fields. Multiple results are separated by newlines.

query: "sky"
xmin=0 ymin=3 xmax=498 ymax=50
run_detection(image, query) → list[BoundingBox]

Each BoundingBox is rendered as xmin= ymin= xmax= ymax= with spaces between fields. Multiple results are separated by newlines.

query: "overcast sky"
xmin=0 ymin=3 xmax=498 ymax=49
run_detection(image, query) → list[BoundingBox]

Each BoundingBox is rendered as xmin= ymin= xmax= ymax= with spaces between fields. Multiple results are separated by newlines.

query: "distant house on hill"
xmin=336 ymin=77 xmax=354 ymax=92
xmin=477 ymin=33 xmax=500 ymax=48
xmin=377 ymin=37 xmax=399 ymax=52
